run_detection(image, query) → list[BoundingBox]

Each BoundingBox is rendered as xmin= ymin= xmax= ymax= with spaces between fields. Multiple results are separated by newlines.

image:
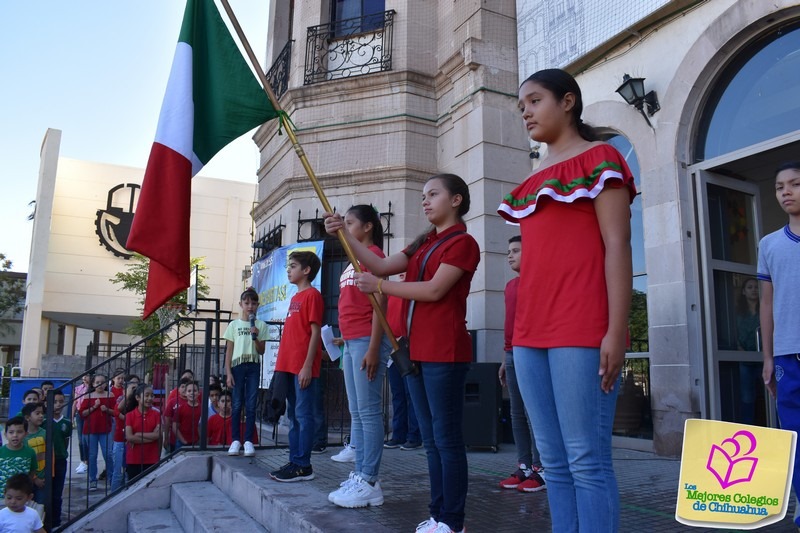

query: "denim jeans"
xmin=513 ymin=346 xmax=619 ymax=533
xmin=286 ymin=375 xmax=316 ymax=467
xmin=88 ymin=432 xmax=113 ymax=483
xmin=407 ymin=362 xmax=469 ymax=532
xmin=313 ymin=363 xmax=328 ymax=448
xmin=231 ymin=362 xmax=260 ymax=443
xmin=75 ymin=416 xmax=88 ymax=462
xmin=505 ymin=350 xmax=541 ymax=468
xmin=388 ymin=360 xmax=420 ymax=443
xmin=342 ymin=336 xmax=391 ymax=483
xmin=110 ymin=441 xmax=126 ymax=491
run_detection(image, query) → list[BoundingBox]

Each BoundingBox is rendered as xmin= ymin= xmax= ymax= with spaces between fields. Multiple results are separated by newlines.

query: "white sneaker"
xmin=331 ymin=444 xmax=356 ymax=463
xmin=415 ymin=518 xmax=438 ymax=533
xmin=332 ymin=475 xmax=383 ymax=508
xmin=228 ymin=440 xmax=242 ymax=456
xmin=75 ymin=462 xmax=87 ymax=474
xmin=433 ymin=523 xmax=465 ymax=533
xmin=243 ymin=441 xmax=255 ymax=457
xmin=328 ymin=472 xmax=357 ymax=503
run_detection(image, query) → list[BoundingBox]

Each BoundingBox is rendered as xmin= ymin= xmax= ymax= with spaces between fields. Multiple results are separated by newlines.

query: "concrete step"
xmin=211 ymin=456 xmax=394 ymax=533
xmin=128 ymin=509 xmax=185 ymax=533
xmin=171 ymin=481 xmax=268 ymax=532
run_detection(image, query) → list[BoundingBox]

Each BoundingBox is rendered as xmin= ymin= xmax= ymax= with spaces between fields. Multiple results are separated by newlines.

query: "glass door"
xmin=695 ymin=170 xmax=767 ymax=425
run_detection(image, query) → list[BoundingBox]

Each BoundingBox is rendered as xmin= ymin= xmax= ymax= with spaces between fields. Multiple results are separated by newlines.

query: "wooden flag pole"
xmin=218 ymin=0 xmax=401 ymax=353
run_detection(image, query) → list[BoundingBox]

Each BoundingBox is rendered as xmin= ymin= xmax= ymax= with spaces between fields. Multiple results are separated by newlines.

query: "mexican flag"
xmin=127 ymin=0 xmax=278 ymax=319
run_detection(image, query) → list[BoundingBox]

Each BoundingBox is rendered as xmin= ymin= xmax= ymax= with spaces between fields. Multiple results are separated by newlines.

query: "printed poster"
xmin=250 ymin=241 xmax=324 ymax=388
xmin=676 ymin=419 xmax=796 ymax=529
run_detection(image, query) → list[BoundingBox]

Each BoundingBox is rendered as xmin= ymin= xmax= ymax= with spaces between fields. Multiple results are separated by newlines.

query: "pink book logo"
xmin=706 ymin=430 xmax=759 ymax=489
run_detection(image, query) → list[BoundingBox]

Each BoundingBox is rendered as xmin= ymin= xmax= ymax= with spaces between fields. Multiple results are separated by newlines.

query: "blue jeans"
xmin=514 ymin=346 xmax=619 ymax=533
xmin=286 ymin=375 xmax=316 ymax=467
xmin=75 ymin=416 xmax=88 ymax=462
xmin=388 ymin=360 xmax=420 ymax=443
xmin=505 ymin=351 xmax=541 ymax=468
xmin=88 ymin=432 xmax=113 ymax=483
xmin=342 ymin=336 xmax=391 ymax=483
xmin=407 ymin=362 xmax=469 ymax=532
xmin=313 ymin=364 xmax=328 ymax=447
xmin=231 ymin=362 xmax=260 ymax=443
xmin=110 ymin=441 xmax=126 ymax=491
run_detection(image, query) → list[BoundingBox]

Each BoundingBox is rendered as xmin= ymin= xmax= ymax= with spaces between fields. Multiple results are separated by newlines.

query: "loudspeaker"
xmin=462 ymin=362 xmax=501 ymax=451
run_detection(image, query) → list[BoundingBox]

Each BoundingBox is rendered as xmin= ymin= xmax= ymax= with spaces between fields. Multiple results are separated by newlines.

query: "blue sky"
xmin=0 ymin=1 xmax=269 ymax=273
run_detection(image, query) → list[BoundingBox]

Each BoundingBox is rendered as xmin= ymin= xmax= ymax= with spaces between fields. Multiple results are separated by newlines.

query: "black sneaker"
xmin=383 ymin=438 xmax=403 ymax=449
xmin=272 ymin=463 xmax=314 ymax=482
xmin=269 ymin=462 xmax=293 ymax=478
xmin=311 ymin=444 xmax=327 ymax=454
xmin=400 ymin=441 xmax=422 ymax=451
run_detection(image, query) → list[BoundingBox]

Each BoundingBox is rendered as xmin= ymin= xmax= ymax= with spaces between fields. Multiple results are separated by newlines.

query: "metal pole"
xmin=199 ymin=319 xmax=212 ymax=450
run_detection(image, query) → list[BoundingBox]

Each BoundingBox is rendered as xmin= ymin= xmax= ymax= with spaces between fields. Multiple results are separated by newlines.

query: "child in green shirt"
xmin=22 ymin=404 xmax=46 ymax=504
xmin=0 ymin=417 xmax=37 ymax=500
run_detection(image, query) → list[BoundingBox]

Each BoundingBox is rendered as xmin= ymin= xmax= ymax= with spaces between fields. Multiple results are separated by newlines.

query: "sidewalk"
xmin=252 ymin=445 xmax=797 ymax=532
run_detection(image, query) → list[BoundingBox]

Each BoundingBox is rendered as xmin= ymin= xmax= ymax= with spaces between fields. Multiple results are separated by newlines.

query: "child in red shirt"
xmin=162 ymin=378 xmax=190 ymax=453
xmin=173 ymin=381 xmax=201 ymax=449
xmin=268 ymin=251 xmax=323 ymax=483
xmin=111 ymin=375 xmax=140 ymax=492
xmin=497 ymin=68 xmax=635 ymax=532
xmin=324 ymin=173 xmax=480 ymax=532
xmin=80 ymin=373 xmax=116 ymax=491
xmin=125 ymin=384 xmax=161 ymax=480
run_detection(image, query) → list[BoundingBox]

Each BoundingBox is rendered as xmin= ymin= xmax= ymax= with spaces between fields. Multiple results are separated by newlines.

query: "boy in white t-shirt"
xmin=0 ymin=474 xmax=45 ymax=533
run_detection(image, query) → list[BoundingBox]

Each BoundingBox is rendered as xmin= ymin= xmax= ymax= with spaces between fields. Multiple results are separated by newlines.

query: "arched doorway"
xmin=690 ymin=20 xmax=800 ymax=426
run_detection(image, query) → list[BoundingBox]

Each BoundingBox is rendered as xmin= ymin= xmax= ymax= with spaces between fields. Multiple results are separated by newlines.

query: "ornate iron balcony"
xmin=266 ymin=40 xmax=292 ymax=100
xmin=304 ymin=10 xmax=396 ymax=85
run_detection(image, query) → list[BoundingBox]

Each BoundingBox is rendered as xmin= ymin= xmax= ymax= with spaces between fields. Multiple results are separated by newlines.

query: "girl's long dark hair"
xmin=522 ymin=68 xmax=597 ymax=142
xmin=406 ymin=173 xmax=471 ymax=256
xmin=347 ymin=204 xmax=384 ymax=250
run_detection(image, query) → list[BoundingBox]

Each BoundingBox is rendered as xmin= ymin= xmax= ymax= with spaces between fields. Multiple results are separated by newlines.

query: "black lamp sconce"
xmin=615 ymin=74 xmax=660 ymax=127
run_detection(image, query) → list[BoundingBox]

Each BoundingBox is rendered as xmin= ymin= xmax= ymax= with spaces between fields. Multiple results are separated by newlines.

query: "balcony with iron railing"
xmin=266 ymin=40 xmax=292 ymax=100
xmin=304 ymin=10 xmax=396 ymax=85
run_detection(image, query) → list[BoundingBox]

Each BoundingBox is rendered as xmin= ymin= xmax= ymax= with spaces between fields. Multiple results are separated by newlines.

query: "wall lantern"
xmin=615 ymin=74 xmax=660 ymax=127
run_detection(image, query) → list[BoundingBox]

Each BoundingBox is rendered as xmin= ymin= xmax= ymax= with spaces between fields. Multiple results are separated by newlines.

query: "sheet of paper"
xmin=321 ymin=325 xmax=341 ymax=361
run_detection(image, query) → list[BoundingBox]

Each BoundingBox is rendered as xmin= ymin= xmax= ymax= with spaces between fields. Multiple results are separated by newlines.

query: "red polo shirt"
xmin=386 ymin=295 xmax=406 ymax=338
xmin=126 ymin=407 xmax=161 ymax=465
xmin=338 ymin=244 xmax=385 ymax=340
xmin=173 ymin=401 xmax=202 ymax=445
xmin=402 ymin=223 xmax=480 ymax=363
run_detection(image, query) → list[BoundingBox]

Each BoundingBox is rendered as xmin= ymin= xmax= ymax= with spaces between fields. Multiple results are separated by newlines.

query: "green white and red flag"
xmin=127 ymin=0 xmax=277 ymax=318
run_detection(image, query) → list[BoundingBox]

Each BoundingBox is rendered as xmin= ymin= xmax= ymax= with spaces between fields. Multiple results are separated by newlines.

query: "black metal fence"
xmin=266 ymin=40 xmax=292 ymax=100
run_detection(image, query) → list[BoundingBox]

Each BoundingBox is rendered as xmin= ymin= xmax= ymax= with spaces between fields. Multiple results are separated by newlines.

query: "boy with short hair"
xmin=269 ymin=251 xmax=323 ymax=482
xmin=40 ymin=381 xmax=54 ymax=399
xmin=758 ymin=161 xmax=800 ymax=526
xmin=497 ymin=236 xmax=545 ymax=493
xmin=208 ymin=390 xmax=233 ymax=446
xmin=50 ymin=391 xmax=71 ymax=527
xmin=0 ymin=474 xmax=45 ymax=533
xmin=173 ymin=381 xmax=202 ymax=449
xmin=224 ymin=287 xmax=268 ymax=457
xmin=207 ymin=384 xmax=222 ymax=418
xmin=162 ymin=377 xmax=191 ymax=453
xmin=21 ymin=404 xmax=46 ymax=502
xmin=15 ymin=390 xmax=40 ymax=418
xmin=0 ymin=418 xmax=37 ymax=501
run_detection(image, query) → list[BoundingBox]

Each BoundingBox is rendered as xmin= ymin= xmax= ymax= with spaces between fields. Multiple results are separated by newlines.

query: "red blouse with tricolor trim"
xmin=497 ymin=144 xmax=636 ymax=349
xmin=402 ymin=223 xmax=480 ymax=363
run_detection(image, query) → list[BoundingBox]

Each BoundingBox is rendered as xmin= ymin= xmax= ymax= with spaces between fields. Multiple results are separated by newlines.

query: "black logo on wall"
xmin=95 ymin=183 xmax=140 ymax=259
